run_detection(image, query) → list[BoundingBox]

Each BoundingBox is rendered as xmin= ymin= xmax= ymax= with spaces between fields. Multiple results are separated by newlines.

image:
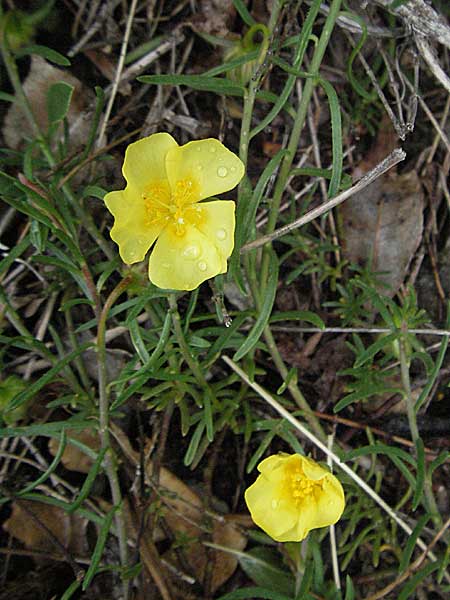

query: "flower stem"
xmin=167 ymin=293 xmax=211 ymax=390
xmin=260 ymin=0 xmax=343 ymax=286
xmin=97 ymin=276 xmax=133 ymax=594
xmin=398 ymin=332 xmax=442 ymax=529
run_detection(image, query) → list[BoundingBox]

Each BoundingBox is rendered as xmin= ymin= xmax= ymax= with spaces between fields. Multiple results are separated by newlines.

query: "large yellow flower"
xmin=104 ymin=133 xmax=244 ymax=290
xmin=245 ymin=453 xmax=345 ymax=542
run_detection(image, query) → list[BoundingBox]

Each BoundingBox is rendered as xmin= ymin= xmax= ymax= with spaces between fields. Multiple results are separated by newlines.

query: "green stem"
xmin=263 ymin=326 xmax=325 ymax=438
xmin=260 ymin=0 xmax=342 ymax=286
xmin=167 ymin=294 xmax=211 ymax=389
xmin=97 ymin=276 xmax=132 ymax=594
xmin=398 ymin=333 xmax=442 ymax=529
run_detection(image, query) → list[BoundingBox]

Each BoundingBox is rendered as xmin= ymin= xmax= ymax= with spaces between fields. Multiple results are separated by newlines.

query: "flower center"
xmin=287 ymin=466 xmax=323 ymax=506
xmin=142 ymin=177 xmax=204 ymax=236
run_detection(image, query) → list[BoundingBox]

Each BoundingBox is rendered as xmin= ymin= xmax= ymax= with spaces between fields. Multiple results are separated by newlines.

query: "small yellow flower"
xmin=245 ymin=453 xmax=345 ymax=542
xmin=104 ymin=133 xmax=244 ymax=290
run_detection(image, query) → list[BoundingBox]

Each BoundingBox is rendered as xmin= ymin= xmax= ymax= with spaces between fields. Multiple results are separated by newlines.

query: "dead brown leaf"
xmin=48 ymin=428 xmax=100 ymax=473
xmin=3 ymin=499 xmax=88 ymax=556
xmin=152 ymin=465 xmax=247 ymax=592
xmin=340 ymin=170 xmax=424 ymax=295
xmin=3 ymin=55 xmax=92 ymax=150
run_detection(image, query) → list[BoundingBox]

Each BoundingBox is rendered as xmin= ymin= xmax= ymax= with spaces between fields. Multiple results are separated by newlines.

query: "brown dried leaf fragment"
xmin=3 ymin=55 xmax=92 ymax=150
xmin=3 ymin=499 xmax=88 ymax=556
xmin=340 ymin=170 xmax=424 ymax=296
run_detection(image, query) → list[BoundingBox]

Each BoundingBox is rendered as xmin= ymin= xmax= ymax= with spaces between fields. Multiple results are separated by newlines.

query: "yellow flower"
xmin=104 ymin=133 xmax=244 ymax=290
xmin=245 ymin=453 xmax=345 ymax=542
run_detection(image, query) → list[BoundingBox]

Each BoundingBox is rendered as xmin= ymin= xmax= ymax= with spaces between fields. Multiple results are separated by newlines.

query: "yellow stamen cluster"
xmin=288 ymin=466 xmax=322 ymax=505
xmin=143 ymin=177 xmax=203 ymax=236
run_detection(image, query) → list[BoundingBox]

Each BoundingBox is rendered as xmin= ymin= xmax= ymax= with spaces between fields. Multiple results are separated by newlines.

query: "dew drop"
xmin=197 ymin=164 xmax=203 ymax=171
xmin=162 ymin=263 xmax=170 ymax=269
xmin=216 ymin=228 xmax=227 ymax=241
xmin=209 ymin=146 xmax=217 ymax=153
xmin=230 ymin=166 xmax=236 ymax=173
xmin=198 ymin=261 xmax=207 ymax=271
xmin=182 ymin=245 xmax=200 ymax=259
xmin=217 ymin=166 xmax=228 ymax=178
xmin=271 ymin=499 xmax=278 ymax=509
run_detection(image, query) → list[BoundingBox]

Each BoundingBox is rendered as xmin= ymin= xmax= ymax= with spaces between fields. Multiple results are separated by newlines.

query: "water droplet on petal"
xmin=197 ymin=164 xmax=203 ymax=171
xmin=230 ymin=166 xmax=236 ymax=173
xmin=162 ymin=263 xmax=170 ymax=269
xmin=182 ymin=245 xmax=200 ymax=260
xmin=217 ymin=167 xmax=228 ymax=178
xmin=210 ymin=146 xmax=216 ymax=153
xmin=271 ymin=499 xmax=278 ymax=509
xmin=198 ymin=261 xmax=207 ymax=272
xmin=216 ymin=228 xmax=227 ymax=241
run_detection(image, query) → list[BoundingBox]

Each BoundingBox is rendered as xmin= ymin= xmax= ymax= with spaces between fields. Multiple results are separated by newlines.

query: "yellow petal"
xmin=122 ymin=132 xmax=178 ymax=190
xmin=257 ymin=453 xmax=291 ymax=475
xmin=105 ymin=189 xmax=163 ymax=263
xmin=148 ymin=224 xmax=225 ymax=290
xmin=245 ymin=453 xmax=345 ymax=543
xmin=165 ymin=138 xmax=244 ymax=202
xmin=277 ymin=499 xmax=318 ymax=542
xmin=299 ymin=456 xmax=330 ymax=481
xmin=311 ymin=474 xmax=345 ymax=528
xmin=196 ymin=200 xmax=235 ymax=264
xmin=245 ymin=473 xmax=298 ymax=541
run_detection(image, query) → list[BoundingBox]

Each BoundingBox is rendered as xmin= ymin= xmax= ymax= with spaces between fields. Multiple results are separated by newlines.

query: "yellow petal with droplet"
xmin=165 ymin=138 xmax=244 ymax=202
xmin=122 ymin=132 xmax=178 ymax=190
xmin=244 ymin=464 xmax=298 ymax=541
xmin=148 ymin=225 xmax=224 ymax=290
xmin=196 ymin=200 xmax=235 ymax=265
xmin=105 ymin=189 xmax=163 ymax=263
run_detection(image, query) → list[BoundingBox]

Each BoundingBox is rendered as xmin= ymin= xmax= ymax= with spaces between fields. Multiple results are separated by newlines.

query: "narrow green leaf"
xmin=138 ymin=74 xmax=244 ymax=96
xmin=184 ymin=420 xmax=205 ymax=466
xmin=17 ymin=44 xmax=71 ymax=66
xmin=334 ymin=383 xmax=401 ymax=412
xmin=218 ymin=587 xmax=292 ymax=600
xmin=129 ymin=319 xmax=151 ymax=364
xmin=239 ymin=547 xmax=295 ymax=597
xmin=204 ymin=50 xmax=259 ymax=77
xmin=318 ymin=78 xmax=342 ymax=198
xmin=244 ymin=149 xmax=288 ymax=245
xmin=68 ymin=447 xmax=107 ymax=513
xmin=0 ymin=236 xmax=30 ymax=276
xmin=270 ymin=310 xmax=325 ymax=329
xmin=232 ymin=0 xmax=256 ymax=27
xmin=354 ymin=332 xmax=399 ymax=368
xmin=0 ymin=418 xmax=91 ymax=440
xmin=82 ymin=504 xmax=118 ymax=590
xmin=233 ymin=250 xmax=279 ymax=361
xmin=47 ymin=82 xmax=74 ymax=123
xmin=59 ymin=578 xmax=81 ymax=600
xmin=7 ymin=342 xmax=92 ymax=412
xmin=18 ymin=431 xmax=67 ymax=495
xmin=344 ymin=575 xmax=356 ymax=600
xmin=250 ymin=0 xmax=322 ymax=139
xmin=398 ymin=561 xmax=440 ymax=600
xmin=399 ymin=514 xmax=430 ymax=573
xmin=415 ymin=333 xmax=449 ymax=412
xmin=0 ymin=91 xmax=16 ymax=102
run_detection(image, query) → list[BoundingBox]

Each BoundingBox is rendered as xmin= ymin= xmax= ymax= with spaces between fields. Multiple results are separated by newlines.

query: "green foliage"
xmin=0 ymin=0 xmax=448 ymax=597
